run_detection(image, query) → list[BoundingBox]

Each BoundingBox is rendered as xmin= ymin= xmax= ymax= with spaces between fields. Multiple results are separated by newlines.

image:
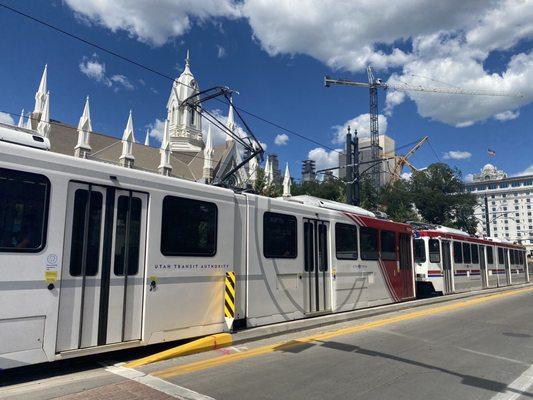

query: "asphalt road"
xmin=3 ymin=287 xmax=533 ymax=400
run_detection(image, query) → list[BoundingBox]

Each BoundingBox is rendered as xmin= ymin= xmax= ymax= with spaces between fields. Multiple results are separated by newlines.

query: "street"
xmin=3 ymin=287 xmax=533 ymax=399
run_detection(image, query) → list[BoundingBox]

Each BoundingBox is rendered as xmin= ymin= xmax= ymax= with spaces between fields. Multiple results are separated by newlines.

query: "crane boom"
xmin=324 ymin=76 xmax=523 ymax=98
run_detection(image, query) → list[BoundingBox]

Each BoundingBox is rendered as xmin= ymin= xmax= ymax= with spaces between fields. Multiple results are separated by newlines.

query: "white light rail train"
xmin=0 ymin=133 xmax=528 ymax=370
xmin=413 ymin=224 xmax=529 ymax=295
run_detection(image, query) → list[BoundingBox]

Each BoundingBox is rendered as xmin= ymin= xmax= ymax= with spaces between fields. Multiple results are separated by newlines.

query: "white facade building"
xmin=465 ymin=164 xmax=533 ymax=256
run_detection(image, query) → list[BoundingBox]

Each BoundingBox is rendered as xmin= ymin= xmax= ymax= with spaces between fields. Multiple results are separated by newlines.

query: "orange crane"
xmin=390 ymin=135 xmax=429 ymax=180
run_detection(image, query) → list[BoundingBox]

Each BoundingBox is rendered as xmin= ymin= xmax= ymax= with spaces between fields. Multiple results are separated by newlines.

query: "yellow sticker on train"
xmin=44 ymin=271 xmax=57 ymax=283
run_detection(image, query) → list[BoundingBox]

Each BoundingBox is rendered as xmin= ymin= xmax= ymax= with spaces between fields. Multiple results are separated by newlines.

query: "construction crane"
xmin=390 ymin=135 xmax=428 ymax=181
xmin=324 ymin=66 xmax=523 ymax=189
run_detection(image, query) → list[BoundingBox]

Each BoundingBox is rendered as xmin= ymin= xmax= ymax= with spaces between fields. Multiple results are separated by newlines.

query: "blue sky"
xmin=0 ymin=0 xmax=532 ymax=181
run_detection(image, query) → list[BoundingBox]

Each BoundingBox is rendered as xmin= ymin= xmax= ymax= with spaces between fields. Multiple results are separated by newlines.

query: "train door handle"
xmin=47 ymin=283 xmax=55 ymax=291
xmin=149 ymin=280 xmax=157 ymax=291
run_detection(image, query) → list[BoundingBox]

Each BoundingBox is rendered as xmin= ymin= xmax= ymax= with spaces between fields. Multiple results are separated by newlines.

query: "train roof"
xmin=416 ymin=229 xmax=525 ymax=250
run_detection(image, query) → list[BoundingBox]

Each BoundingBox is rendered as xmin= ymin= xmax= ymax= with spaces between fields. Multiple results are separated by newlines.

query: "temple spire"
xmin=226 ymin=96 xmax=236 ymax=145
xmin=158 ymin=120 xmax=172 ymax=176
xmin=75 ymin=96 xmax=92 ymax=158
xmin=37 ymin=92 xmax=51 ymax=138
xmin=144 ymin=129 xmax=150 ymax=146
xmin=34 ymin=64 xmax=48 ymax=114
xmin=25 ymin=111 xmax=32 ymax=130
xmin=120 ymin=110 xmax=135 ymax=168
xmin=283 ymin=163 xmax=292 ymax=197
xmin=203 ymin=122 xmax=215 ymax=183
xmin=17 ymin=109 xmax=24 ymax=128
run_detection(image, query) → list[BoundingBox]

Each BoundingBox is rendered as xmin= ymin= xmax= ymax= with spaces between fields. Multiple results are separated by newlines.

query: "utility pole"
xmin=345 ymin=126 xmax=360 ymax=206
xmin=345 ymin=126 xmax=353 ymax=206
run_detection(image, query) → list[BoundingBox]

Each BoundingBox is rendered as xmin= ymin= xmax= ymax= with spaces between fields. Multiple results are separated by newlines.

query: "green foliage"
xmin=409 ymin=163 xmax=478 ymax=233
xmin=291 ymin=179 xmax=346 ymax=202
xmin=378 ymin=179 xmax=419 ymax=223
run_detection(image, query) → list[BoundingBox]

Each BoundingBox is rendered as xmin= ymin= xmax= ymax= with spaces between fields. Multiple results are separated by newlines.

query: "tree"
xmin=409 ymin=163 xmax=477 ymax=233
xmin=359 ymin=176 xmax=379 ymax=211
xmin=379 ymin=179 xmax=419 ymax=223
xmin=291 ymin=179 xmax=346 ymax=202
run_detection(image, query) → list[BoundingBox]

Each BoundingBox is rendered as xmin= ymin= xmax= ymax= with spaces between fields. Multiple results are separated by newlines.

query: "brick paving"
xmin=53 ymin=379 xmax=176 ymax=400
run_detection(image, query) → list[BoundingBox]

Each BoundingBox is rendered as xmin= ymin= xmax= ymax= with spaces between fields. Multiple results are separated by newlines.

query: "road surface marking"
xmin=153 ymin=286 xmax=533 ymax=379
xmin=105 ymin=364 xmax=215 ymax=400
xmin=490 ymin=363 xmax=533 ymax=400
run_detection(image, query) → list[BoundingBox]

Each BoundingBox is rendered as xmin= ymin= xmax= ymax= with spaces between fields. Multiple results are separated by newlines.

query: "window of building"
xmin=335 ymin=223 xmax=358 ymax=260
xmin=486 ymin=246 xmax=494 ymax=264
xmin=463 ymin=242 xmax=472 ymax=263
xmin=0 ymin=168 xmax=50 ymax=252
xmin=500 ymin=183 xmax=509 ymax=189
xmin=428 ymin=239 xmax=440 ymax=263
xmin=471 ymin=244 xmax=479 ymax=264
xmin=414 ymin=239 xmax=426 ymax=263
xmin=380 ymin=230 xmax=397 ymax=260
xmin=512 ymin=181 xmax=521 ymax=187
xmin=488 ymin=184 xmax=497 ymax=190
xmin=453 ymin=241 xmax=463 ymax=264
xmin=161 ymin=196 xmax=217 ymax=256
xmin=360 ymin=227 xmax=379 ymax=260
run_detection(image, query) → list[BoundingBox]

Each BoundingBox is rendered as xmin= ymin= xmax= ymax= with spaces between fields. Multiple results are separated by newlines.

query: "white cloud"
xmin=65 ymin=1 xmax=533 ymax=127
xmin=64 ymin=0 xmax=240 ymax=46
xmin=332 ymin=113 xmax=387 ymax=144
xmin=0 ymin=112 xmax=15 ymax=125
xmin=216 ymin=45 xmax=226 ymax=58
xmin=79 ymin=56 xmax=110 ymax=85
xmin=308 ymin=147 xmax=342 ymax=174
xmin=443 ymin=150 xmax=472 ymax=160
xmin=148 ymin=118 xmax=166 ymax=141
xmin=110 ymin=74 xmax=134 ymax=90
xmin=401 ymin=172 xmax=412 ymax=180
xmin=274 ymin=133 xmax=289 ymax=146
xmin=79 ymin=54 xmax=134 ymax=90
xmin=494 ymin=110 xmax=520 ymax=121
xmin=516 ymin=165 xmax=533 ymax=177
xmin=465 ymin=173 xmax=474 ymax=182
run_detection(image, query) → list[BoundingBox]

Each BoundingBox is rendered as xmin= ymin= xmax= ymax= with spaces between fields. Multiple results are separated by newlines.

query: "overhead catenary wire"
xmin=0 ymin=2 xmax=344 ymax=155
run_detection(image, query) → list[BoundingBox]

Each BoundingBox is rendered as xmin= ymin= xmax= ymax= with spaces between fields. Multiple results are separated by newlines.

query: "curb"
xmin=124 ymin=333 xmax=232 ymax=368
xmin=126 ymin=283 xmax=532 ymax=368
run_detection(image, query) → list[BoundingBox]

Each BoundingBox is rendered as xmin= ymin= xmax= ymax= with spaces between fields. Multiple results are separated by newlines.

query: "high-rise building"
xmin=339 ymin=134 xmax=395 ymax=187
xmin=301 ymin=159 xmax=316 ymax=182
xmin=268 ymin=154 xmax=281 ymax=183
xmin=465 ymin=163 xmax=533 ymax=256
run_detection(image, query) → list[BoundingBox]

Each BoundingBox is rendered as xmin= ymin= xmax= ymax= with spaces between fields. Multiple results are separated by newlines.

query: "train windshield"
xmin=414 ymin=239 xmax=426 ymax=263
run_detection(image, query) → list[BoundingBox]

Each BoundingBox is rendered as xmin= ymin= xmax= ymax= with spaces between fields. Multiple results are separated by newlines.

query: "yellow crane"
xmin=390 ymin=135 xmax=429 ymax=180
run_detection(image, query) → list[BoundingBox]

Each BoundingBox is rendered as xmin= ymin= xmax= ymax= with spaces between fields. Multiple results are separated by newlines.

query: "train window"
xmin=69 ymin=189 xmax=103 ymax=276
xmin=511 ymin=250 xmax=517 ymax=265
xmin=304 ymin=222 xmax=314 ymax=271
xmin=0 ymin=168 xmax=50 ymax=252
xmin=335 ymin=223 xmax=358 ymax=260
xmin=414 ymin=239 xmax=426 ymax=263
xmin=519 ymin=251 xmax=525 ymax=265
xmin=161 ymin=196 xmax=217 ymax=256
xmin=263 ymin=212 xmax=297 ymax=258
xmin=428 ymin=239 xmax=440 ymax=263
xmin=498 ymin=247 xmax=504 ymax=264
xmin=360 ymin=227 xmax=378 ymax=260
xmin=380 ymin=230 xmax=397 ymax=260
xmin=462 ymin=243 xmax=472 ymax=264
xmin=471 ymin=244 xmax=479 ymax=264
xmin=453 ymin=241 xmax=463 ymax=263
xmin=318 ymin=224 xmax=328 ymax=271
xmin=486 ymin=246 xmax=494 ymax=264
xmin=114 ymin=196 xmax=142 ymax=276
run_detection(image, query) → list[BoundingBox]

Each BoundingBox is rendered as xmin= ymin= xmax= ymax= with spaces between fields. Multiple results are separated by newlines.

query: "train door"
xmin=504 ymin=248 xmax=511 ymax=284
xmin=479 ymin=245 xmax=488 ymax=288
xmin=398 ymin=233 xmax=414 ymax=299
xmin=303 ymin=219 xmax=330 ymax=314
xmin=441 ymin=240 xmax=454 ymax=293
xmin=57 ymin=183 xmax=147 ymax=352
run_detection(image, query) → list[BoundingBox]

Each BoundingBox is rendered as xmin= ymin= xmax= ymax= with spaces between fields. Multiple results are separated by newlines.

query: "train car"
xmin=413 ymin=224 xmax=528 ymax=295
xmin=0 ymin=134 xmax=414 ymax=370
